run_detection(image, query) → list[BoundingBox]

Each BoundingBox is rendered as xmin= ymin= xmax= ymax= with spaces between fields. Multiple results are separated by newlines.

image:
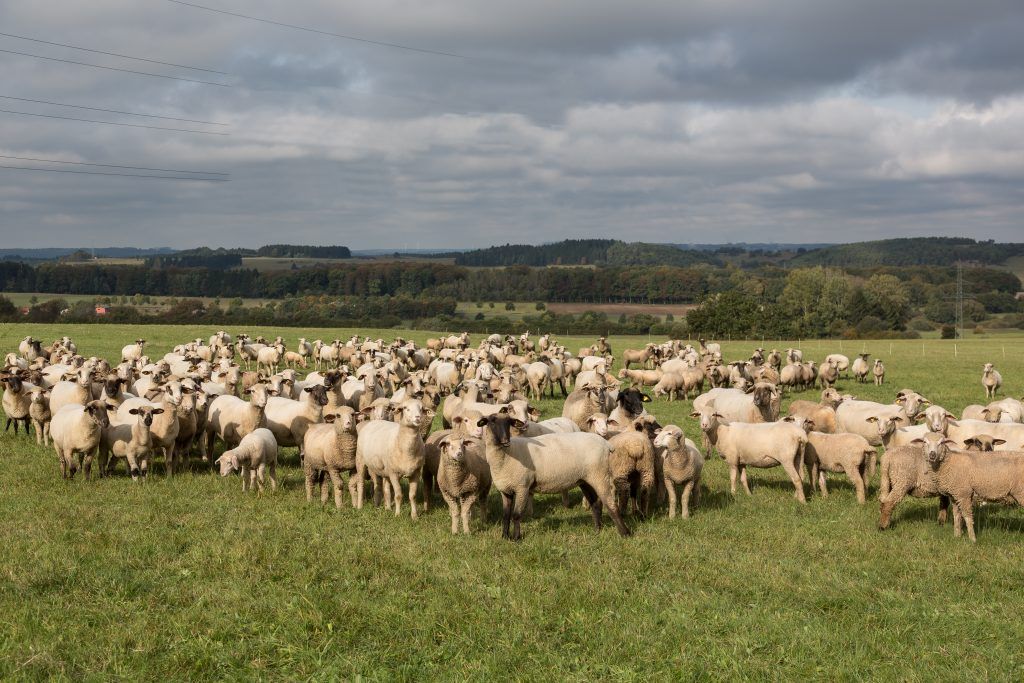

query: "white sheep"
xmin=982 ymin=363 xmax=1002 ymax=399
xmin=652 ymin=425 xmax=703 ymax=518
xmin=355 ymin=399 xmax=427 ymax=518
xmin=436 ymin=435 xmax=491 ymax=534
xmin=121 ymin=339 xmax=146 ymax=363
xmin=101 ymin=404 xmax=164 ymax=480
xmin=50 ymin=400 xmax=113 ymax=479
xmin=302 ymin=406 xmax=360 ymax=508
xmin=216 ymin=428 xmax=278 ymax=492
xmin=204 ymin=384 xmax=271 ymax=454
xmin=803 ymin=431 xmax=873 ymax=503
xmin=264 ymin=385 xmax=329 ymax=461
xmin=28 ymin=387 xmax=51 ymax=446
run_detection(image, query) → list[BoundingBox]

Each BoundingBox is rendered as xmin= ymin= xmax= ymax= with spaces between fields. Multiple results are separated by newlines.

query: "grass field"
xmin=2 ymin=324 xmax=1024 ymax=679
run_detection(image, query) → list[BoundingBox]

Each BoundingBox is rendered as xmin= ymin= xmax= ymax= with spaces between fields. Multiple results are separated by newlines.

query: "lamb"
xmin=422 ymin=411 xmax=484 ymax=509
xmin=49 ymin=400 xmax=113 ymax=479
xmin=652 ymin=425 xmax=703 ymax=518
xmin=257 ymin=342 xmax=285 ymax=376
xmin=100 ymin=404 xmax=163 ymax=480
xmin=204 ymin=384 xmax=271 ymax=454
xmin=851 ymin=353 xmax=871 ymax=383
xmin=264 ymin=384 xmax=329 ymax=462
xmin=28 ymin=387 xmax=51 ymax=446
xmin=607 ymin=415 xmax=659 ymax=517
xmin=803 ymin=431 xmax=872 ymax=503
xmin=618 ymin=367 xmax=662 ymax=389
xmin=982 ymin=363 xmax=1002 ymax=399
xmin=215 ymin=427 xmax=278 ymax=492
xmin=916 ymin=433 xmax=1024 ymax=542
xmin=436 ymin=435 xmax=492 ymax=534
xmin=283 ymin=351 xmax=307 ymax=369
xmin=117 ymin=393 xmax=181 ymax=475
xmin=475 ymin=413 xmax=631 ymax=540
xmin=695 ymin=411 xmax=808 ymax=502
xmin=355 ymin=399 xmax=427 ymax=519
xmin=302 ymin=406 xmax=360 ymax=508
xmin=121 ymin=339 xmax=146 ymax=363
xmin=872 ymin=360 xmax=885 ymax=386
xmin=652 ymin=371 xmax=686 ymax=401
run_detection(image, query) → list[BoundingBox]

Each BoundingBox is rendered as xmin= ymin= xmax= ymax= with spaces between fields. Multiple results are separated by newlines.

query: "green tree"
xmin=780 ymin=267 xmax=850 ymax=336
xmin=863 ymin=273 xmax=910 ymax=329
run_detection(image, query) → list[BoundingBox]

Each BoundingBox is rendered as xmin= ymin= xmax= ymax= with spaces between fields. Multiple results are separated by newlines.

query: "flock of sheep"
xmin=2 ymin=331 xmax=1021 ymax=543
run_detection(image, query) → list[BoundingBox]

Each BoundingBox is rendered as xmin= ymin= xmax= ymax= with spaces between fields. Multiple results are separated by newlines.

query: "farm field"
xmin=2 ymin=323 xmax=1024 ymax=679
xmin=454 ymin=301 xmax=694 ymax=322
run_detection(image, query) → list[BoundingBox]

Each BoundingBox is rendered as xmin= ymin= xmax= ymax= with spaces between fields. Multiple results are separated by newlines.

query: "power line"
xmin=163 ymin=0 xmax=467 ymax=59
xmin=0 ymin=107 xmax=230 ymax=135
xmin=0 ymin=94 xmax=228 ymax=126
xmin=0 ymin=47 xmax=231 ymax=87
xmin=0 ymin=154 xmax=228 ymax=176
xmin=0 ymin=31 xmax=230 ymax=75
xmin=0 ymin=164 xmax=229 ymax=181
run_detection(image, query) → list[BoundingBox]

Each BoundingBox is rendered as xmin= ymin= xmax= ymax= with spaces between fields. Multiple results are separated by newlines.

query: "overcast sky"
xmin=1 ymin=0 xmax=1022 ymax=249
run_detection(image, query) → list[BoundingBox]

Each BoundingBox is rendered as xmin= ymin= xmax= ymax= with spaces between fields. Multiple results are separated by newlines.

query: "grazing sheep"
xmin=652 ymin=372 xmax=686 ymax=401
xmin=50 ymin=400 xmax=113 ymax=479
xmin=989 ymin=398 xmax=1024 ymax=423
xmin=693 ymin=383 xmax=780 ymax=425
xmin=622 ymin=344 xmax=656 ymax=370
xmin=283 ymin=351 xmax=307 ymax=369
xmin=917 ymin=433 xmax=1024 ymax=542
xmin=787 ymin=388 xmax=842 ymax=434
xmin=303 ymin=406 xmax=359 ymax=508
xmin=618 ymin=367 xmax=662 ymax=389
xmin=607 ymin=415 xmax=659 ymax=517
xmin=652 ymin=425 xmax=703 ymax=519
xmin=803 ymin=431 xmax=872 ymax=503
xmin=355 ymin=399 xmax=427 ymax=519
xmin=982 ymin=363 xmax=1002 ymax=399
xmin=476 ymin=413 xmax=631 ymax=540
xmin=946 ymin=419 xmax=1024 ymax=451
xmin=696 ymin=411 xmax=808 ymax=502
xmin=436 ymin=435 xmax=492 ymax=534
xmin=216 ymin=428 xmax=278 ymax=492
xmin=962 ymin=404 xmax=1003 ymax=423
xmin=100 ymin=404 xmax=163 ymax=480
xmin=28 ymin=387 xmax=51 ymax=446
xmin=873 ymin=360 xmax=885 ymax=386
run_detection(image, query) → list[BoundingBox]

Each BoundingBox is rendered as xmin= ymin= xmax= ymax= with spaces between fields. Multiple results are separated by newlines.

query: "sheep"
xmin=962 ymin=404 xmax=1004 ymax=423
xmin=264 ymin=384 xmax=329 ymax=462
xmin=283 ymin=351 xmax=307 ymax=369
xmin=422 ymin=411 xmax=484 ymax=509
xmin=523 ymin=361 xmax=552 ymax=401
xmin=1 ymin=370 xmax=38 ymax=435
xmin=652 ymin=371 xmax=686 ymax=401
xmin=990 ymin=398 xmax=1024 ymax=423
xmin=873 ymin=360 xmax=885 ymax=386
xmin=652 ymin=425 xmax=703 ymax=518
xmin=622 ymin=344 xmax=656 ymax=370
xmin=355 ymin=399 xmax=427 ymax=519
xmin=695 ymin=411 xmax=808 ymax=502
xmin=204 ymin=384 xmax=271 ymax=455
xmin=803 ymin=431 xmax=872 ymax=503
xmin=698 ymin=338 xmax=721 ymax=357
xmin=916 ymin=433 xmax=1024 ymax=542
xmin=50 ymin=400 xmax=113 ymax=479
xmin=174 ymin=387 xmax=207 ymax=464
xmin=693 ymin=382 xmax=780 ymax=425
xmin=436 ymin=435 xmax=492 ymax=534
xmin=818 ymin=359 xmax=839 ymax=389
xmin=779 ymin=363 xmax=803 ymax=393
xmin=824 ymin=353 xmax=850 ymax=375
xmin=618 ymin=368 xmax=662 ymax=389
xmin=302 ymin=406 xmax=360 ymax=508
xmin=787 ymin=388 xmax=842 ymax=434
xmin=945 ymin=419 xmax=1024 ymax=451
xmin=28 ymin=387 xmax=51 ymax=446
xmin=608 ymin=388 xmax=652 ymax=427
xmin=257 ymin=342 xmax=285 ymax=376
xmin=121 ymin=339 xmax=146 ymax=363
xmin=215 ymin=428 xmax=278 ymax=492
xmin=475 ymin=413 xmax=631 ymax=540
xmin=877 ymin=436 xmax=949 ymax=530
xmin=562 ymin=383 xmax=609 ymax=431
xmin=100 ymin=404 xmax=163 ymax=480
xmin=48 ymin=367 xmax=94 ymax=414
xmin=766 ymin=349 xmax=782 ymax=371
xmin=850 ymin=353 xmax=871 ymax=383
xmin=117 ymin=393 xmax=182 ymax=476
xmin=982 ymin=363 xmax=1002 ymax=399
xmin=607 ymin=415 xmax=659 ymax=517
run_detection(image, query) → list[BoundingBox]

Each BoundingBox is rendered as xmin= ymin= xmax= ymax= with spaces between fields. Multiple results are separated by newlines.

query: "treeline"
xmin=454 ymin=239 xmax=719 ymax=268
xmin=789 ymin=237 xmax=1024 ymax=267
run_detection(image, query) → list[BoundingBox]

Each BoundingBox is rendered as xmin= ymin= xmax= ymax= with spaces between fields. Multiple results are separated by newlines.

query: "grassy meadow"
xmin=1 ymin=323 xmax=1023 ymax=680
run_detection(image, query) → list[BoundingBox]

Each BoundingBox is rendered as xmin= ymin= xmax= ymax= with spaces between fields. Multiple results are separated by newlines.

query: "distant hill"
xmin=454 ymin=239 xmax=720 ymax=267
xmin=787 ymin=237 xmax=1024 ymax=267
xmin=0 ymin=247 xmax=175 ymax=261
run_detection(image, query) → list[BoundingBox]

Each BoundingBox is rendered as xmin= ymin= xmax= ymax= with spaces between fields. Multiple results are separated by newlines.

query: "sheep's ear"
xmin=865 ymin=416 xmax=878 ymax=423
xmin=940 ymin=439 xmax=956 ymax=447
xmin=913 ymin=413 xmax=927 ymax=422
xmin=608 ymin=418 xmax=621 ymax=428
xmin=921 ymin=399 xmax=931 ymax=406
xmin=633 ymin=421 xmax=645 ymax=432
xmin=894 ymin=396 xmax=906 ymax=404
xmin=909 ymin=438 xmax=925 ymax=445
xmin=782 ymin=416 xmax=794 ymax=422
xmin=711 ymin=413 xmax=724 ymax=419
xmin=511 ymin=419 xmax=527 ymax=430
xmin=498 ymin=406 xmax=509 ymax=414
xmin=243 ymin=388 xmax=252 ymax=395
xmin=152 ymin=408 xmax=164 ymax=415
xmin=994 ymin=439 xmax=1007 ymax=446
xmin=129 ymin=408 xmax=140 ymax=415
xmin=528 ymin=407 xmax=540 ymax=420
xmin=964 ymin=438 xmax=978 ymax=448
xmin=359 ymin=406 xmax=374 ymax=416
xmin=323 ymin=414 xmax=337 ymax=423
xmin=689 ymin=411 xmax=700 ymax=418
xmin=303 ymin=386 xmax=312 ymax=392
xmin=476 ymin=417 xmax=488 ymax=427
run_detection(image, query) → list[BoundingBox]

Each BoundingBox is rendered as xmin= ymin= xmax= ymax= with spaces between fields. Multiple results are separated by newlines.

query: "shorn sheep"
xmin=302 ymin=406 xmax=359 ymax=509
xmin=355 ymin=399 xmax=427 ymax=519
xmin=50 ymin=400 xmax=113 ymax=479
xmin=436 ymin=435 xmax=491 ymax=534
xmin=652 ymin=425 xmax=703 ymax=519
xmin=982 ymin=363 xmax=1002 ymax=399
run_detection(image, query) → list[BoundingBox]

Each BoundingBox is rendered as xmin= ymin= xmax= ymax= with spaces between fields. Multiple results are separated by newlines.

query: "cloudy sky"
xmin=1 ymin=0 xmax=1022 ymax=249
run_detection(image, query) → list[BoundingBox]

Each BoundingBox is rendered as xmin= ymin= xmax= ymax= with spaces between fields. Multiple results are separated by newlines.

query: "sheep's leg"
xmin=937 ymin=495 xmax=950 ymax=525
xmin=867 ymin=452 xmax=877 ymax=479
xmin=782 ymin=460 xmax=806 ymax=503
xmin=304 ymin=465 xmax=315 ymax=502
xmin=665 ymin=480 xmax=678 ymax=519
xmin=578 ymin=482 xmax=603 ymax=531
xmin=560 ymin=491 xmax=572 ymax=508
xmin=511 ymin=489 xmax=528 ymax=541
xmin=500 ymin=491 xmax=514 ymax=539
xmin=347 ymin=471 xmax=359 ymax=508
xmin=960 ymin=500 xmax=976 ymax=542
xmin=241 ymin=465 xmax=251 ymax=492
xmin=327 ymin=468 xmax=344 ymax=509
xmin=596 ymin=483 xmax=631 ymax=537
xmin=55 ymin=445 xmax=67 ymax=479
xmin=408 ymin=471 xmax=420 ymax=520
xmin=421 ymin=469 xmax=433 ymax=511
xmin=878 ymin=483 xmax=911 ymax=529
xmin=388 ymin=474 xmax=404 ymax=516
xmin=739 ymin=466 xmax=752 ymax=496
xmin=852 ymin=465 xmax=866 ymax=504
xmin=681 ymin=481 xmax=695 ymax=518
xmin=380 ymin=475 xmax=392 ymax=510
xmin=729 ymin=464 xmax=739 ymax=495
xmin=4 ymin=418 xmax=10 ymax=433
xmin=442 ymin=491 xmax=460 ymax=534
xmin=951 ymin=501 xmax=963 ymax=537
xmin=817 ymin=471 xmax=829 ymax=497
xmin=82 ymin=448 xmax=96 ymax=481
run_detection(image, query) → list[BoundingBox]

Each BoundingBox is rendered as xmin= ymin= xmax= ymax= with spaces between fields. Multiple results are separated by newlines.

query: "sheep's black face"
xmin=479 ymin=414 xmax=513 ymax=446
xmin=618 ymin=389 xmax=647 ymax=416
xmin=308 ymin=385 xmax=329 ymax=407
xmin=5 ymin=375 xmax=23 ymax=393
xmin=104 ymin=377 xmax=121 ymax=396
